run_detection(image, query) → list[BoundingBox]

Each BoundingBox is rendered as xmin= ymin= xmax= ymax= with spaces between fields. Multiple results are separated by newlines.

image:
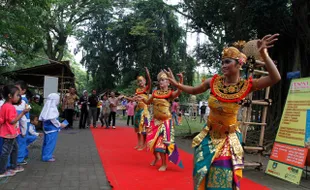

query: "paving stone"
xmin=0 ymin=121 xmax=111 ymax=190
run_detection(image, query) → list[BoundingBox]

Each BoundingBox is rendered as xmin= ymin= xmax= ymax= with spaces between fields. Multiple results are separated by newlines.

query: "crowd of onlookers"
xmin=62 ymin=88 xmax=135 ymax=129
xmin=61 ymin=87 xmax=211 ymax=130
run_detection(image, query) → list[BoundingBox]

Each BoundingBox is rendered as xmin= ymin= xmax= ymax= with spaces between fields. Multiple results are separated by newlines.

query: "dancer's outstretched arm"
xmin=145 ymin=67 xmax=152 ymax=93
xmin=136 ymin=95 xmax=154 ymax=105
xmin=165 ymin=68 xmax=211 ymax=95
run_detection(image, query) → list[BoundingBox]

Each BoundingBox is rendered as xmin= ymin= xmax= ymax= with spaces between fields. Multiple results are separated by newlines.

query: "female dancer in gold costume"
xmin=138 ymin=70 xmax=184 ymax=171
xmin=125 ymin=68 xmax=151 ymax=151
xmin=166 ymin=34 xmax=281 ymax=189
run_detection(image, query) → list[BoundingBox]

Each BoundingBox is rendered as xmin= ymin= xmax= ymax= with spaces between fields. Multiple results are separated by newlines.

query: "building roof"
xmin=1 ymin=62 xmax=75 ymax=88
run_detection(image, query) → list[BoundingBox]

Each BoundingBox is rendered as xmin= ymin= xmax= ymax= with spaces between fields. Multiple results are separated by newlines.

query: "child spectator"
xmin=0 ymin=85 xmax=29 ymax=178
xmin=39 ymin=93 xmax=66 ymax=162
xmin=25 ymin=115 xmax=43 ymax=158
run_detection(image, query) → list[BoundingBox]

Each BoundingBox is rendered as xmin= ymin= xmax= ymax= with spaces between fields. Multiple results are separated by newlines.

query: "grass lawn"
xmin=117 ymin=113 xmax=205 ymax=137
xmin=175 ymin=116 xmax=205 ymax=136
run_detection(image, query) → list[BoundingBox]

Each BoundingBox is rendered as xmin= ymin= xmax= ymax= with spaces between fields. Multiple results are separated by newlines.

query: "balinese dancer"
xmin=137 ymin=70 xmax=184 ymax=171
xmin=166 ymin=34 xmax=281 ymax=189
xmin=125 ymin=68 xmax=151 ymax=151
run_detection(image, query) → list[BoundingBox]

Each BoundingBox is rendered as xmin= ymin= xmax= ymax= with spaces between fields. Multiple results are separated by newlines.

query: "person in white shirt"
xmin=108 ymin=92 xmax=123 ymax=129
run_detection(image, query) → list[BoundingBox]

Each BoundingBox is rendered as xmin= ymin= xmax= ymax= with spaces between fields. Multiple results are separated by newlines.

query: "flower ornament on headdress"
xmin=137 ymin=76 xmax=145 ymax=81
xmin=233 ymin=40 xmax=247 ymax=50
xmin=157 ymin=71 xmax=168 ymax=81
xmin=222 ymin=47 xmax=247 ymax=66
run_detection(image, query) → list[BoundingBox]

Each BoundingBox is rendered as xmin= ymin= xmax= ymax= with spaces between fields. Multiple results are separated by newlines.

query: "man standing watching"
xmin=62 ymin=87 xmax=78 ymax=129
xmin=200 ymin=102 xmax=207 ymax=123
xmin=79 ymin=90 xmax=88 ymax=129
xmin=87 ymin=90 xmax=98 ymax=128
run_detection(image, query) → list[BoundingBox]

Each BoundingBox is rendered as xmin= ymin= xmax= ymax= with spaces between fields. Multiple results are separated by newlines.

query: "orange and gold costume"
xmin=193 ymin=74 xmax=252 ymax=190
xmin=146 ymin=89 xmax=183 ymax=168
xmin=134 ymin=86 xmax=150 ymax=134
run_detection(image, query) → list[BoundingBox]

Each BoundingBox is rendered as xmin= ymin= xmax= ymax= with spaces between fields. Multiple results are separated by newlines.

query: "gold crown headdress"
xmin=222 ymin=47 xmax=247 ymax=65
xmin=137 ymin=76 xmax=145 ymax=81
xmin=157 ymin=71 xmax=168 ymax=81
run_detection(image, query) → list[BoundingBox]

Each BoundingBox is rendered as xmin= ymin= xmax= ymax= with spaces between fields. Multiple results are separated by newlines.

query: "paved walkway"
xmin=0 ymin=121 xmax=111 ymax=190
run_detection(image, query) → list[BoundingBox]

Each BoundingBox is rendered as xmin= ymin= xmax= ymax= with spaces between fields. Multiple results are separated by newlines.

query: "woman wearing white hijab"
xmin=39 ymin=93 xmax=65 ymax=162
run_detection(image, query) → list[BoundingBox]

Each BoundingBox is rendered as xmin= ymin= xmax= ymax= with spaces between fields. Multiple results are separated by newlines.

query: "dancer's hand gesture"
xmin=164 ymin=68 xmax=178 ymax=87
xmin=177 ymin=72 xmax=184 ymax=84
xmin=257 ymin=34 xmax=279 ymax=54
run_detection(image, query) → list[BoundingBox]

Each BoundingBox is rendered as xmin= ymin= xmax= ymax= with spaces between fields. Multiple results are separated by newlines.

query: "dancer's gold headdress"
xmin=222 ymin=46 xmax=247 ymax=65
xmin=137 ymin=76 xmax=145 ymax=81
xmin=157 ymin=71 xmax=168 ymax=81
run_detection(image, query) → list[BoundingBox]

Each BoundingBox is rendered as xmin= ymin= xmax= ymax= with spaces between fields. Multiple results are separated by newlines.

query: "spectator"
xmin=121 ymin=98 xmax=127 ymax=117
xmin=126 ymin=100 xmax=135 ymax=126
xmin=78 ymin=90 xmax=88 ymax=129
xmin=87 ymin=90 xmax=98 ymax=128
xmin=96 ymin=98 xmax=102 ymax=122
xmin=100 ymin=94 xmax=110 ymax=128
xmin=108 ymin=92 xmax=123 ymax=129
xmin=62 ymin=87 xmax=78 ymax=129
xmin=200 ymin=102 xmax=207 ymax=123
xmin=171 ymin=99 xmax=180 ymax=126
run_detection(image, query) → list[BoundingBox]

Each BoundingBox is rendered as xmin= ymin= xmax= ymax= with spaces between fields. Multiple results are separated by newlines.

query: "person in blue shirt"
xmin=39 ymin=93 xmax=66 ymax=162
xmin=15 ymin=81 xmax=30 ymax=165
xmin=25 ymin=115 xmax=43 ymax=158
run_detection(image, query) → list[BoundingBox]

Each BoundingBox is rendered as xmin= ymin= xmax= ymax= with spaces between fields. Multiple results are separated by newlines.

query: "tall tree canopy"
xmin=79 ymin=0 xmax=196 ymax=92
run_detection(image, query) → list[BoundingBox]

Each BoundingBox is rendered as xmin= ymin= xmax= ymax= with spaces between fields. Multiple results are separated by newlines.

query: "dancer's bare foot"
xmin=137 ymin=145 xmax=146 ymax=151
xmin=150 ymin=157 xmax=161 ymax=166
xmin=134 ymin=145 xmax=139 ymax=149
xmin=158 ymin=165 xmax=167 ymax=171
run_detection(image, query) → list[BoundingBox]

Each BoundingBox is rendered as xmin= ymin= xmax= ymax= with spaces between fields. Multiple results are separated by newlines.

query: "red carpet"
xmin=91 ymin=127 xmax=269 ymax=190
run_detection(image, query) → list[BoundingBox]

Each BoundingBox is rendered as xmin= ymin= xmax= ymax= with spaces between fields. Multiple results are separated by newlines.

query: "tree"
xmin=79 ymin=0 xmax=196 ymax=93
xmin=0 ymin=0 xmax=48 ymax=71
xmin=178 ymin=0 xmax=307 ymax=140
xmin=41 ymin=0 xmax=112 ymax=61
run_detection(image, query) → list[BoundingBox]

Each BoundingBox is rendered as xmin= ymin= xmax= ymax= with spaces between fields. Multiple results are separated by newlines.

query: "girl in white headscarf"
xmin=39 ymin=93 xmax=65 ymax=162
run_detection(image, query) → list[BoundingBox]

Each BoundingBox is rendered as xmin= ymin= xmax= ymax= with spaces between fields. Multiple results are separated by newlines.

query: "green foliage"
xmin=181 ymin=0 xmax=293 ymax=70
xmin=117 ymin=80 xmax=138 ymax=96
xmin=79 ymin=0 xmax=196 ymax=92
xmin=63 ymin=51 xmax=89 ymax=94
xmin=175 ymin=117 xmax=204 ymax=136
xmin=0 ymin=0 xmax=47 ymax=52
xmin=29 ymin=102 xmax=43 ymax=117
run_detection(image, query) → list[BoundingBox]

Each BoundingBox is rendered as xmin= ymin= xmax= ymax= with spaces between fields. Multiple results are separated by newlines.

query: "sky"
xmin=67 ymin=0 xmax=209 ymax=73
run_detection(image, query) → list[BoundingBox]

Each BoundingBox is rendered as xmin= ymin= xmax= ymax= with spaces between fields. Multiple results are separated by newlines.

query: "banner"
xmin=266 ymin=78 xmax=310 ymax=184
